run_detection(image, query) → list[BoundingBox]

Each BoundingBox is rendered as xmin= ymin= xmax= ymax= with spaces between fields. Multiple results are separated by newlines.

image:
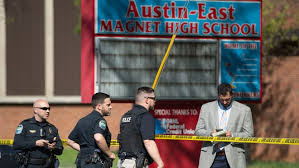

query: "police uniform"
xmin=68 ymin=110 xmax=111 ymax=168
xmin=13 ymin=117 xmax=63 ymax=168
xmin=118 ymin=105 xmax=155 ymax=168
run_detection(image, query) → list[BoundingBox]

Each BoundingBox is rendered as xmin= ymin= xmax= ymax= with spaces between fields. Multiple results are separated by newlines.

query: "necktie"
xmin=218 ymin=110 xmax=227 ymax=151
xmin=220 ymin=110 xmax=227 ymax=130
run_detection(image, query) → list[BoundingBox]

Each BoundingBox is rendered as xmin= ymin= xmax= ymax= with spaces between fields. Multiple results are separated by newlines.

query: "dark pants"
xmin=211 ymin=155 xmax=230 ymax=168
xmin=27 ymin=165 xmax=51 ymax=168
xmin=26 ymin=158 xmax=58 ymax=168
xmin=76 ymin=153 xmax=104 ymax=168
xmin=77 ymin=161 xmax=103 ymax=168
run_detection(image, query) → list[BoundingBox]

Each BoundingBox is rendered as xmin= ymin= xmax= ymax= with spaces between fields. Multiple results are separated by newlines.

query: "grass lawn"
xmin=57 ymin=147 xmax=298 ymax=168
xmin=56 ymin=147 xmax=78 ymax=168
xmin=249 ymin=160 xmax=299 ymax=168
xmin=57 ymin=147 xmax=119 ymax=168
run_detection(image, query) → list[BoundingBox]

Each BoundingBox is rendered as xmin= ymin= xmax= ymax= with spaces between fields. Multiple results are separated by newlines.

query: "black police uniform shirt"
xmin=133 ymin=105 xmax=155 ymax=140
xmin=13 ymin=117 xmax=63 ymax=159
xmin=68 ymin=110 xmax=111 ymax=152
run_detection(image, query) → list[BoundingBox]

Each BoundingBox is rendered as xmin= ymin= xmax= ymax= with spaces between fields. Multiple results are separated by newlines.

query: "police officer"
xmin=13 ymin=99 xmax=63 ymax=168
xmin=67 ymin=92 xmax=116 ymax=168
xmin=118 ymin=87 xmax=164 ymax=168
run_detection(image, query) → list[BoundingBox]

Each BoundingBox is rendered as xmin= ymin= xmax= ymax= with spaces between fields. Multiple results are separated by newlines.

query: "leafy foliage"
xmin=262 ymin=0 xmax=299 ymax=57
xmin=73 ymin=0 xmax=81 ymax=35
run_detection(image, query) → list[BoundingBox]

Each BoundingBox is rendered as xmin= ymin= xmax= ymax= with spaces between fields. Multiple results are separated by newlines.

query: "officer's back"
xmin=117 ymin=87 xmax=164 ymax=168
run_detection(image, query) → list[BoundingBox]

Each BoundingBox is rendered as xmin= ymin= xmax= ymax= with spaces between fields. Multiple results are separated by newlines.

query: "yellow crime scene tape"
xmin=0 ymin=139 xmax=13 ymax=146
xmin=155 ymin=135 xmax=299 ymax=145
xmin=110 ymin=135 xmax=299 ymax=146
xmin=2 ymin=135 xmax=298 ymax=146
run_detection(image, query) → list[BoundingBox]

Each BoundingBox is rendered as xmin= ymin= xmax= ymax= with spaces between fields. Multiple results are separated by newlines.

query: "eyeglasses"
xmin=145 ymin=97 xmax=156 ymax=101
xmin=34 ymin=107 xmax=51 ymax=111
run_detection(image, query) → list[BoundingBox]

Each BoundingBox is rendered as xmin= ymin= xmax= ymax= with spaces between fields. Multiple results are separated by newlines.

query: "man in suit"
xmin=195 ymin=83 xmax=254 ymax=168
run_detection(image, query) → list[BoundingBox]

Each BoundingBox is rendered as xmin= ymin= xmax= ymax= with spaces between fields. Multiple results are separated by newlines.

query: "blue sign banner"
xmin=95 ymin=0 xmax=261 ymax=37
xmin=220 ymin=40 xmax=261 ymax=100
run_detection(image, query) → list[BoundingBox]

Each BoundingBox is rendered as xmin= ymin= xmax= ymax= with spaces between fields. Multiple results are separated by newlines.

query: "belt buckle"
xmin=216 ymin=151 xmax=225 ymax=156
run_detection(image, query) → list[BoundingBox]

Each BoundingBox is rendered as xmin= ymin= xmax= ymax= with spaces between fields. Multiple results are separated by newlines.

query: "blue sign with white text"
xmin=95 ymin=0 xmax=261 ymax=37
xmin=220 ymin=40 xmax=261 ymax=100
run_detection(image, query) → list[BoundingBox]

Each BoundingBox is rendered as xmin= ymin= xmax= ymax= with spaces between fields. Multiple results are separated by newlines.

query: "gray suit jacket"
xmin=195 ymin=100 xmax=254 ymax=168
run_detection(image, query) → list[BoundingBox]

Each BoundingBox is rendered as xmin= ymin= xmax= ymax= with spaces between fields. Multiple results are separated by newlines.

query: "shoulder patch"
xmin=99 ymin=120 xmax=106 ymax=130
xmin=16 ymin=124 xmax=23 ymax=134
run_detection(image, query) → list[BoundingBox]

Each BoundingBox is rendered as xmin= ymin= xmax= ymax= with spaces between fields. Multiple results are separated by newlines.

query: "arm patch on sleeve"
xmin=16 ymin=124 xmax=23 ymax=134
xmin=99 ymin=120 xmax=106 ymax=130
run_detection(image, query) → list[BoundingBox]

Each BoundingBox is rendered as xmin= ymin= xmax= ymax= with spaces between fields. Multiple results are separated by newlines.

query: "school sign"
xmin=82 ymin=0 xmax=262 ymax=102
xmin=96 ymin=0 xmax=260 ymax=37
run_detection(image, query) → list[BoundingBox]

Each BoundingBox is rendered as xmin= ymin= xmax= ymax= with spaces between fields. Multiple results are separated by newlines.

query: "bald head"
xmin=33 ymin=99 xmax=49 ymax=108
xmin=33 ymin=99 xmax=50 ymax=122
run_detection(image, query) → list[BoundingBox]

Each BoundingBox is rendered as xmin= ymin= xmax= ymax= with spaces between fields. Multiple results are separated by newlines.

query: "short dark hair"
xmin=218 ymin=83 xmax=233 ymax=96
xmin=136 ymin=86 xmax=154 ymax=95
xmin=91 ymin=92 xmax=110 ymax=109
